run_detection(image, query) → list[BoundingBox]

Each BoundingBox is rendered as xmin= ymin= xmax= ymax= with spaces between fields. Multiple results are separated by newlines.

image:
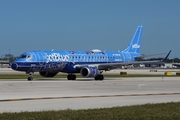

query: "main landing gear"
xmin=67 ymin=74 xmax=76 ymax=80
xmin=27 ymin=72 xmax=34 ymax=81
xmin=67 ymin=74 xmax=104 ymax=81
xmin=94 ymin=74 xmax=104 ymax=81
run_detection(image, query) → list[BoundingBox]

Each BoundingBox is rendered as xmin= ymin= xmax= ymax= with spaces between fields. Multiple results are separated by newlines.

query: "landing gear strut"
xmin=27 ymin=72 xmax=34 ymax=81
xmin=67 ymin=74 xmax=76 ymax=80
xmin=94 ymin=74 xmax=104 ymax=81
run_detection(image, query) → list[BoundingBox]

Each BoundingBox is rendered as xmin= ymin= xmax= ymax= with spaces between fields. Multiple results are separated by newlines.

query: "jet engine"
xmin=39 ymin=71 xmax=58 ymax=77
xmin=80 ymin=67 xmax=99 ymax=77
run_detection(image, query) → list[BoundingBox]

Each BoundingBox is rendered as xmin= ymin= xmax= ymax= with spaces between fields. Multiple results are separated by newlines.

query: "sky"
xmin=0 ymin=0 xmax=180 ymax=58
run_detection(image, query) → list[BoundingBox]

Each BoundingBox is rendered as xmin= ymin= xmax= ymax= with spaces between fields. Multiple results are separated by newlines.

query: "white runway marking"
xmin=138 ymin=84 xmax=146 ymax=89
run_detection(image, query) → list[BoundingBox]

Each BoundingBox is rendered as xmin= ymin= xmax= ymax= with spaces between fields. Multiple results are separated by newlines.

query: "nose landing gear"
xmin=27 ymin=72 xmax=34 ymax=81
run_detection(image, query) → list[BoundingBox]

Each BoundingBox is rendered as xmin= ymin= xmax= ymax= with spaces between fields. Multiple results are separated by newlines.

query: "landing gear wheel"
xmin=67 ymin=74 xmax=76 ymax=80
xmin=99 ymin=75 xmax=104 ymax=80
xmin=94 ymin=76 xmax=99 ymax=80
xmin=72 ymin=75 xmax=76 ymax=80
xmin=94 ymin=75 xmax=104 ymax=81
xmin=28 ymin=76 xmax=33 ymax=81
xmin=67 ymin=75 xmax=71 ymax=80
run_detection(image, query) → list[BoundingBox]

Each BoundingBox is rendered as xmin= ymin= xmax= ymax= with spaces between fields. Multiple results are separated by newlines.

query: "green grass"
xmin=0 ymin=74 xmax=178 ymax=79
xmin=0 ymin=102 xmax=180 ymax=120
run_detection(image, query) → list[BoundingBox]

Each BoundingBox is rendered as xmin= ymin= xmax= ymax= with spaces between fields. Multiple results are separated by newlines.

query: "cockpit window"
xmin=19 ymin=55 xmax=31 ymax=58
xmin=19 ymin=55 xmax=27 ymax=58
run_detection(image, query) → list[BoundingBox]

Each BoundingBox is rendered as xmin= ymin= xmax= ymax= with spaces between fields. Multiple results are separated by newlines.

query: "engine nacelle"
xmin=80 ymin=67 xmax=99 ymax=78
xmin=39 ymin=72 xmax=58 ymax=77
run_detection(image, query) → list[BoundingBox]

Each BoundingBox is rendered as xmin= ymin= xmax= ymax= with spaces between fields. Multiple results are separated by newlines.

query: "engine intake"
xmin=80 ymin=67 xmax=99 ymax=77
xmin=39 ymin=72 xmax=58 ymax=77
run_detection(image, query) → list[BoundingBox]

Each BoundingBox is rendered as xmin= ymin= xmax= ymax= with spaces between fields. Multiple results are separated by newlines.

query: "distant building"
xmin=0 ymin=60 xmax=10 ymax=68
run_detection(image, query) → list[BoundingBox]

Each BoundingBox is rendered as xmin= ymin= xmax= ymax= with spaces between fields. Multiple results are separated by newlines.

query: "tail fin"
xmin=122 ymin=25 xmax=143 ymax=53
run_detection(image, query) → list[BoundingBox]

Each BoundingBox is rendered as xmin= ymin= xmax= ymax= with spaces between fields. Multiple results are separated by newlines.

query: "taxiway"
xmin=0 ymin=77 xmax=180 ymax=113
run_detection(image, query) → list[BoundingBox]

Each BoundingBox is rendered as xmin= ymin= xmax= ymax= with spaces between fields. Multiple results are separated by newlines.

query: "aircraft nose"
xmin=11 ymin=62 xmax=18 ymax=70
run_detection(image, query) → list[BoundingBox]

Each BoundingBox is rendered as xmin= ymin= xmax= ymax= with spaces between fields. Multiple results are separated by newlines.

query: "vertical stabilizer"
xmin=122 ymin=25 xmax=143 ymax=53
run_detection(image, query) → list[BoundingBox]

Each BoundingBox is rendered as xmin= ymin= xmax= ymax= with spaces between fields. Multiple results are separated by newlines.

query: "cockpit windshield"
xmin=19 ymin=55 xmax=31 ymax=59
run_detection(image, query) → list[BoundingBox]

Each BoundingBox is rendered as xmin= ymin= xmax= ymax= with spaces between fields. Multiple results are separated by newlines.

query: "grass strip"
xmin=0 ymin=102 xmax=180 ymax=120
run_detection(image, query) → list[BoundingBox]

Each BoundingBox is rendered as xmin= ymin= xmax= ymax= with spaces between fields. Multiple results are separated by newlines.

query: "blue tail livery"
xmin=122 ymin=25 xmax=142 ymax=53
xmin=11 ymin=25 xmax=168 ymax=81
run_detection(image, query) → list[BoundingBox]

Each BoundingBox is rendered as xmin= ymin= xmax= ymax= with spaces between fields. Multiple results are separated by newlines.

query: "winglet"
xmin=162 ymin=50 xmax=172 ymax=62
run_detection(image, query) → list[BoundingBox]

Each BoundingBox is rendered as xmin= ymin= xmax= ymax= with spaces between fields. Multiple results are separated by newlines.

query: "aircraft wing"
xmin=74 ymin=60 xmax=164 ymax=70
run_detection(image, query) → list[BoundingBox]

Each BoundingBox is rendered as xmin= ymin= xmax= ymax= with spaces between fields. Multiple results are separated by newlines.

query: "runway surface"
xmin=0 ymin=77 xmax=180 ymax=113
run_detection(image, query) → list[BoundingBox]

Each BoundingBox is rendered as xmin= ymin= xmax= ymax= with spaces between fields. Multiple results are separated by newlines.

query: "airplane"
xmin=11 ymin=25 xmax=170 ymax=81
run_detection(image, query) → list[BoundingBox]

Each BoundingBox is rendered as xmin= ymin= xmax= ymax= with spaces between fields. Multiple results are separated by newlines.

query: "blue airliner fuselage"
xmin=11 ymin=50 xmax=141 ymax=72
